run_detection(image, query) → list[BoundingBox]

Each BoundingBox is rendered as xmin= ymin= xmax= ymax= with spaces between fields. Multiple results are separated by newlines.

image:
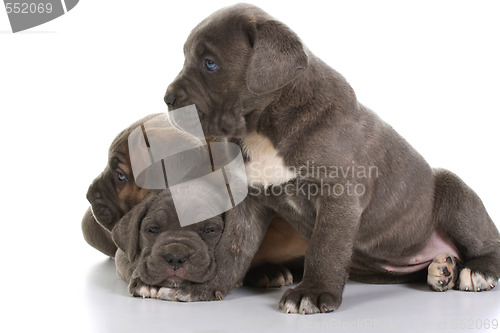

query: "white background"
xmin=0 ymin=1 xmax=499 ymax=332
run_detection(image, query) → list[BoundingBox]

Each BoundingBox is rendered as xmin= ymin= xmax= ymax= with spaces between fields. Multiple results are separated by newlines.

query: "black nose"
xmin=165 ymin=253 xmax=187 ymax=270
xmin=86 ymin=185 xmax=101 ymax=203
xmin=164 ymin=94 xmax=176 ymax=107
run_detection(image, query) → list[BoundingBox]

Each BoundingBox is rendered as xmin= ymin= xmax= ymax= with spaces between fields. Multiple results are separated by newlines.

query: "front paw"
xmin=129 ymin=284 xmax=159 ymax=299
xmin=157 ymin=283 xmax=227 ymax=302
xmin=278 ymin=286 xmax=340 ymax=314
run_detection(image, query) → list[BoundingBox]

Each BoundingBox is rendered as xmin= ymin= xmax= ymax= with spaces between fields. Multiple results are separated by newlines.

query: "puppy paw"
xmin=130 ymin=285 xmax=159 ymax=299
xmin=166 ymin=283 xmax=227 ymax=302
xmin=427 ymin=253 xmax=458 ymax=291
xmin=156 ymin=287 xmax=177 ymax=301
xmin=278 ymin=287 xmax=340 ymax=314
xmin=457 ymin=268 xmax=498 ymax=292
xmin=245 ymin=263 xmax=294 ymax=288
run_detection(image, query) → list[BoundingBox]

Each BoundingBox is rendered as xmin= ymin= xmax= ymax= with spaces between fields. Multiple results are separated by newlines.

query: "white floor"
xmin=2 ymin=231 xmax=499 ymax=333
xmin=1 ymin=2 xmax=500 ymax=333
xmin=76 ymin=255 xmax=500 ymax=333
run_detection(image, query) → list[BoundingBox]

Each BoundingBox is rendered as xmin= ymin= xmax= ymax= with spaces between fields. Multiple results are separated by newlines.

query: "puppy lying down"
xmin=84 ymin=113 xmax=308 ymax=289
xmin=112 ymin=190 xmax=225 ymax=298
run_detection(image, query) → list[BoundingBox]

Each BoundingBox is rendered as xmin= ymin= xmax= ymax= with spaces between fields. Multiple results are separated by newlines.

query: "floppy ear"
xmin=111 ymin=200 xmax=148 ymax=262
xmin=246 ymin=20 xmax=308 ymax=94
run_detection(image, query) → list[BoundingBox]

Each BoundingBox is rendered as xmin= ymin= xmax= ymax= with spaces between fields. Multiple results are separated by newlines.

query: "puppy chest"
xmin=242 ymin=133 xmax=297 ymax=188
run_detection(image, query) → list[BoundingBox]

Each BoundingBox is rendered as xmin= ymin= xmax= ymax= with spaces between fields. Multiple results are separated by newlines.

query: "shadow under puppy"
xmin=112 ymin=190 xmax=225 ymax=298
xmin=83 ymin=113 xmax=308 ymax=288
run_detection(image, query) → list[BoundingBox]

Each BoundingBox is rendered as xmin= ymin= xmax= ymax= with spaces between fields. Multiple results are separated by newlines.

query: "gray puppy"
xmin=112 ymin=190 xmax=225 ymax=298
xmin=83 ymin=112 xmax=306 ymax=288
xmin=164 ymin=3 xmax=500 ymax=313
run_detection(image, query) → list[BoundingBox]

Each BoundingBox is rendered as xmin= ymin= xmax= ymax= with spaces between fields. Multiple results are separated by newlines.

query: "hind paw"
xmin=245 ymin=263 xmax=294 ymax=288
xmin=457 ymin=268 xmax=498 ymax=292
xmin=428 ymin=253 xmax=458 ymax=291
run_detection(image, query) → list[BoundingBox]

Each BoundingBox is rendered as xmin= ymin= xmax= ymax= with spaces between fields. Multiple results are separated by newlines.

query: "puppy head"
xmin=112 ymin=191 xmax=224 ymax=287
xmin=86 ymin=114 xmax=160 ymax=231
xmin=164 ymin=3 xmax=308 ymax=138
xmin=86 ymin=113 xmax=207 ymax=231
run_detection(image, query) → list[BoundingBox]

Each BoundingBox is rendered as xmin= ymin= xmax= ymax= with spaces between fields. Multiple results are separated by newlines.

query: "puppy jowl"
xmin=127 ymin=106 xmax=248 ymax=227
xmin=3 ymin=0 xmax=79 ymax=33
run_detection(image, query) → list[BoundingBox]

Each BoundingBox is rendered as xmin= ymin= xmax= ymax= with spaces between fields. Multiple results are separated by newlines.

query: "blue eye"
xmin=204 ymin=59 xmax=219 ymax=71
xmin=201 ymin=228 xmax=215 ymax=235
xmin=116 ymin=171 xmax=127 ymax=182
xmin=148 ymin=226 xmax=160 ymax=234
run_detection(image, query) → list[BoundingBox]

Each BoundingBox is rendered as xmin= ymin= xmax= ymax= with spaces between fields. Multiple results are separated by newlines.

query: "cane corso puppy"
xmin=164 ymin=3 xmax=500 ymax=313
xmin=83 ymin=113 xmax=308 ymax=287
xmin=112 ymin=190 xmax=226 ymax=298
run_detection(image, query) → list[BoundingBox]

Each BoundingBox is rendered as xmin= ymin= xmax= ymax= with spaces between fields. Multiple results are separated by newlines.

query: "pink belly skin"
xmin=382 ymin=231 xmax=461 ymax=273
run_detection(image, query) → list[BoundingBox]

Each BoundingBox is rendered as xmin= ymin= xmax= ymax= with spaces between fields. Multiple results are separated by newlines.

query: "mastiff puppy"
xmin=112 ymin=190 xmax=225 ymax=298
xmin=83 ymin=113 xmax=308 ymax=287
xmin=164 ymin=4 xmax=500 ymax=313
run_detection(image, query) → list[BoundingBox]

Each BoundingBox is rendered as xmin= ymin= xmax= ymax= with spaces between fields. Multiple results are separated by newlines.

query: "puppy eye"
xmin=148 ymin=226 xmax=160 ymax=234
xmin=116 ymin=171 xmax=127 ymax=182
xmin=201 ymin=228 xmax=215 ymax=235
xmin=204 ymin=59 xmax=219 ymax=72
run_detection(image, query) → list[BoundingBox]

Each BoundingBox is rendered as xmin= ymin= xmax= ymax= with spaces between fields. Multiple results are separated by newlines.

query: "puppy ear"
xmin=246 ymin=20 xmax=308 ymax=94
xmin=111 ymin=199 xmax=148 ymax=262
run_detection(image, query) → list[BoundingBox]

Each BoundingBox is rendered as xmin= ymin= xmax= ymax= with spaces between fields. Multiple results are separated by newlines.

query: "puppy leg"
xmin=115 ymin=249 xmax=160 ymax=298
xmin=168 ymin=197 xmax=274 ymax=301
xmin=279 ymin=198 xmax=362 ymax=314
xmin=433 ymin=169 xmax=500 ymax=292
xmin=81 ymin=207 xmax=117 ymax=257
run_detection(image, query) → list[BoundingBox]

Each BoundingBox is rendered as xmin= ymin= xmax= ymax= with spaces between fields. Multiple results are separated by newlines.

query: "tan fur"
xmin=162 ymin=4 xmax=499 ymax=311
xmin=117 ymin=183 xmax=149 ymax=205
xmin=251 ymin=217 xmax=308 ymax=267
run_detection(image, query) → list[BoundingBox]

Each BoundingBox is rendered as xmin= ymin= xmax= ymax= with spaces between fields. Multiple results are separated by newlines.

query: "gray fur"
xmin=164 ymin=3 xmax=500 ymax=313
xmin=111 ymin=190 xmax=225 ymax=296
xmin=82 ymin=111 xmax=305 ymax=289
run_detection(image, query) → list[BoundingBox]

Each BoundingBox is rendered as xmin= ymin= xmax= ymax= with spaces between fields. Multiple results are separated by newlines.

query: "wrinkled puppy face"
xmin=86 ymin=139 xmax=149 ymax=231
xmin=112 ymin=192 xmax=224 ymax=288
xmin=164 ymin=4 xmax=308 ymax=138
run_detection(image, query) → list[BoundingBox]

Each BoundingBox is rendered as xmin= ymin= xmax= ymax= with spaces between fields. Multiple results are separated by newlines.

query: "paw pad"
xmin=427 ymin=253 xmax=457 ymax=292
